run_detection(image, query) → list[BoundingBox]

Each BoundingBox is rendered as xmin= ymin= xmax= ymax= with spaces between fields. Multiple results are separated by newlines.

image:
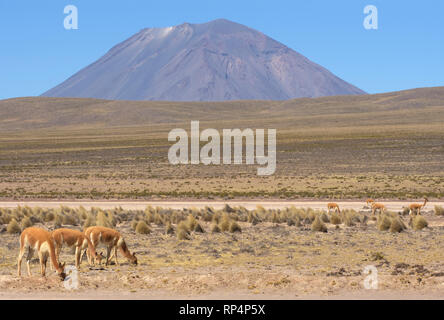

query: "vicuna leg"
xmin=105 ymin=246 xmax=112 ymax=266
xmin=114 ymin=246 xmax=119 ymax=266
xmin=26 ymin=248 xmax=34 ymax=276
xmin=75 ymin=247 xmax=80 ymax=269
xmin=38 ymin=251 xmax=45 ymax=277
xmin=17 ymin=246 xmax=26 ymax=277
xmin=41 ymin=253 xmax=48 ymax=277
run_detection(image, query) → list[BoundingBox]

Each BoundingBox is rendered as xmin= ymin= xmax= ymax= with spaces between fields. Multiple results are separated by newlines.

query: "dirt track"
xmin=0 ymin=200 xmax=442 ymax=212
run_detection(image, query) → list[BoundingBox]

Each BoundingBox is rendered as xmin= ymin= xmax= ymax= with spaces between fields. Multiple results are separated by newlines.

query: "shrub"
xmin=219 ymin=214 xmax=231 ymax=232
xmin=412 ymin=215 xmax=428 ymax=230
xmin=44 ymin=211 xmax=55 ymax=222
xmin=389 ymin=217 xmax=406 ymax=233
xmin=54 ymin=214 xmax=63 ymax=229
xmin=401 ymin=207 xmax=411 ymax=216
xmin=154 ymin=213 xmax=164 ymax=226
xmin=193 ymin=223 xmax=205 ymax=233
xmin=311 ymin=216 xmax=327 ymax=233
xmin=330 ymin=213 xmax=342 ymax=225
xmin=177 ymin=221 xmax=189 ymax=233
xmin=7 ymin=219 xmax=21 ymax=234
xmin=135 ymin=221 xmax=151 ymax=234
xmin=377 ymin=215 xmax=391 ymax=231
xmin=62 ymin=214 xmax=78 ymax=226
xmin=96 ymin=211 xmax=112 ymax=228
xmin=131 ymin=220 xmax=139 ymax=230
xmin=187 ymin=214 xmax=198 ymax=230
xmin=320 ymin=212 xmax=330 ymax=223
xmin=343 ymin=213 xmax=356 ymax=227
xmin=229 ymin=221 xmax=242 ymax=233
xmin=21 ymin=216 xmax=33 ymax=229
xmin=165 ymin=222 xmax=175 ymax=235
xmin=434 ymin=205 xmax=444 ymax=216
xmin=211 ymin=224 xmax=221 ymax=233
xmin=83 ymin=214 xmax=96 ymax=229
xmin=177 ymin=229 xmax=190 ymax=240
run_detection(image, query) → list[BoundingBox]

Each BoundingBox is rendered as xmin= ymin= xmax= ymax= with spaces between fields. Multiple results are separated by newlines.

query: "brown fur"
xmin=327 ymin=203 xmax=340 ymax=215
xmin=371 ymin=202 xmax=386 ymax=215
xmin=409 ymin=198 xmax=428 ymax=216
xmin=52 ymin=228 xmax=102 ymax=269
xmin=84 ymin=226 xmax=137 ymax=266
xmin=17 ymin=227 xmax=66 ymax=279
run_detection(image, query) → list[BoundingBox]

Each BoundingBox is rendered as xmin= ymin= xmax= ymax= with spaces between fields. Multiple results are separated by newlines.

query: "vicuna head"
xmin=128 ymin=252 xmax=137 ymax=265
xmin=58 ymin=262 xmax=66 ymax=280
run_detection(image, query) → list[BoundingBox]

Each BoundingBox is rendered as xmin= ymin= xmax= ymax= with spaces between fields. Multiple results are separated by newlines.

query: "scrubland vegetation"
xmin=0 ymin=204 xmax=443 ymax=298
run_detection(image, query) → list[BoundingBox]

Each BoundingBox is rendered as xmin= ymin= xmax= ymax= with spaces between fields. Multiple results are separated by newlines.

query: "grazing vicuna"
xmin=327 ymin=203 xmax=341 ymax=215
xmin=52 ymin=228 xmax=102 ymax=269
xmin=371 ymin=202 xmax=386 ymax=215
xmin=17 ymin=227 xmax=66 ymax=279
xmin=365 ymin=199 xmax=375 ymax=207
xmin=84 ymin=226 xmax=137 ymax=266
xmin=409 ymin=198 xmax=428 ymax=216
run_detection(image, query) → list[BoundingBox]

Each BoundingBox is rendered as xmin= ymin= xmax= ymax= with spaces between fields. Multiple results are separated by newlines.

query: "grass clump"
xmin=320 ymin=212 xmax=330 ymax=223
xmin=330 ymin=213 xmax=342 ymax=225
xmin=21 ymin=216 xmax=33 ymax=229
xmin=377 ymin=215 xmax=391 ymax=231
xmin=389 ymin=217 xmax=406 ymax=233
xmin=193 ymin=223 xmax=205 ymax=233
xmin=229 ymin=221 xmax=242 ymax=233
xmin=219 ymin=214 xmax=231 ymax=232
xmin=7 ymin=219 xmax=21 ymax=234
xmin=96 ymin=211 xmax=112 ymax=228
xmin=311 ymin=216 xmax=327 ymax=233
xmin=165 ymin=222 xmax=175 ymax=235
xmin=412 ymin=215 xmax=428 ymax=230
xmin=177 ymin=229 xmax=190 ymax=240
xmin=211 ymin=224 xmax=221 ymax=233
xmin=135 ymin=221 xmax=151 ymax=234
xmin=434 ymin=205 xmax=444 ymax=216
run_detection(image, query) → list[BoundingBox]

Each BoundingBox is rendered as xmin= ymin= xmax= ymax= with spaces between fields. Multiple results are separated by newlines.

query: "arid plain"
xmin=0 ymin=87 xmax=443 ymax=299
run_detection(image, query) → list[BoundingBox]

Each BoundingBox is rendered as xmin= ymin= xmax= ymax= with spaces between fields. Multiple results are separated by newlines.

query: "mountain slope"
xmin=42 ymin=19 xmax=365 ymax=101
xmin=3 ymin=87 xmax=443 ymax=131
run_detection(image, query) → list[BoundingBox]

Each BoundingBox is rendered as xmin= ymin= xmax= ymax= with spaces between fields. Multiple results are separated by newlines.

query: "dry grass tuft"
xmin=229 ymin=221 xmax=242 ymax=233
xmin=330 ymin=213 xmax=342 ymax=225
xmin=311 ymin=216 xmax=327 ymax=233
xmin=412 ymin=215 xmax=428 ymax=230
xmin=389 ymin=217 xmax=406 ymax=233
xmin=135 ymin=221 xmax=151 ymax=234
xmin=434 ymin=205 xmax=444 ymax=216
xmin=7 ymin=219 xmax=21 ymax=234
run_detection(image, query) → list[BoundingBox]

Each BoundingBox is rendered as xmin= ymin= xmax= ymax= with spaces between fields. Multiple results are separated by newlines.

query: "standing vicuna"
xmin=409 ymin=197 xmax=428 ymax=216
xmin=371 ymin=202 xmax=386 ymax=215
xmin=365 ymin=199 xmax=375 ymax=207
xmin=17 ymin=227 xmax=66 ymax=279
xmin=52 ymin=228 xmax=103 ymax=269
xmin=84 ymin=226 xmax=137 ymax=266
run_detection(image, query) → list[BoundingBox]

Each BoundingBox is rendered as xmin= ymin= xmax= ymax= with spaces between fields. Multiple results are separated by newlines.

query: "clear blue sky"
xmin=1 ymin=0 xmax=443 ymax=99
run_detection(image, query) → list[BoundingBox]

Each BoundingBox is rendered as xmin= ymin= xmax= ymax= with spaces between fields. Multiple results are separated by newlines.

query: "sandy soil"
xmin=1 ymin=202 xmax=443 ymax=300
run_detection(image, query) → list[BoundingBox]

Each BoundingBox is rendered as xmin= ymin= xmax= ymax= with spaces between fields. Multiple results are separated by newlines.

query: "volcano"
xmin=42 ymin=19 xmax=365 ymax=101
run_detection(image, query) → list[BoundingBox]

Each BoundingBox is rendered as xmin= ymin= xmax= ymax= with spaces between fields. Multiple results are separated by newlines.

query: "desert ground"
xmin=0 ymin=87 xmax=444 ymax=201
xmin=0 ymin=202 xmax=443 ymax=300
xmin=0 ymin=88 xmax=443 ymax=299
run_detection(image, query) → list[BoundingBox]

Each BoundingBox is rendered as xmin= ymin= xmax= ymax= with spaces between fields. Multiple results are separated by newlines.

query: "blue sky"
xmin=0 ymin=0 xmax=443 ymax=99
